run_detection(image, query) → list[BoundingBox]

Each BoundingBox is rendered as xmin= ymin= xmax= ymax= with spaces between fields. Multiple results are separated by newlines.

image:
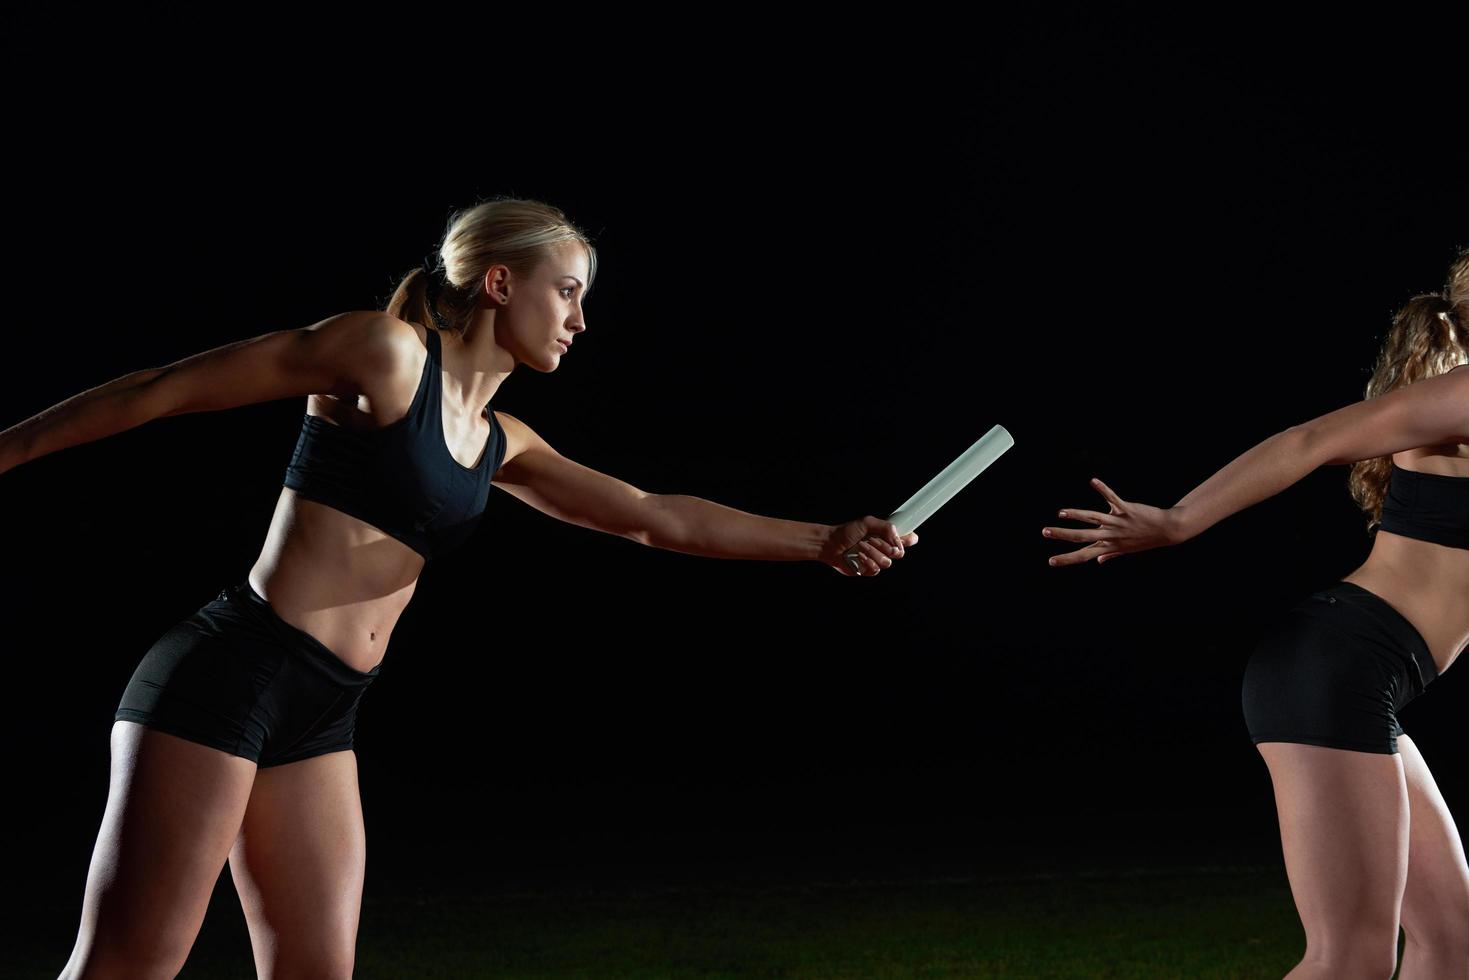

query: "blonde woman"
xmin=1044 ymin=250 xmax=1469 ymax=979
xmin=2 ymin=198 xmax=918 ymax=979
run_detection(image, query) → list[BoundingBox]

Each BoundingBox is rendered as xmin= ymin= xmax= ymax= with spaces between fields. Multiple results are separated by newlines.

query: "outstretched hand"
xmin=1043 ymin=478 xmax=1186 ymax=567
xmin=820 ymin=517 xmax=918 ymax=577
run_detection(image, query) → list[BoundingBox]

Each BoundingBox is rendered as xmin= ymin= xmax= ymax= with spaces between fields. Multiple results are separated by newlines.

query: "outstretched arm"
xmin=491 ymin=412 xmax=915 ymax=575
xmin=0 ymin=363 xmax=166 ymax=474
xmin=1044 ymin=365 xmax=1469 ymax=567
xmin=0 ymin=312 xmax=399 ymax=475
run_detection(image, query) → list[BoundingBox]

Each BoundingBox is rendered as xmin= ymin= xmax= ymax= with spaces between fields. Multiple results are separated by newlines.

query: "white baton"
xmin=844 ymin=424 xmax=1015 ymax=574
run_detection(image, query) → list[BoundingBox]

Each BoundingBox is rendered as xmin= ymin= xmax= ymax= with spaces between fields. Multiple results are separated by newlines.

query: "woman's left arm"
xmin=1045 ymin=366 xmax=1469 ymax=566
xmin=491 ymin=412 xmax=914 ymax=575
xmin=1175 ymin=365 xmax=1469 ymax=540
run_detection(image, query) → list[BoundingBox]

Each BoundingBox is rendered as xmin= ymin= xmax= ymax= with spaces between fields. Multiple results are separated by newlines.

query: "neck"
xmin=437 ymin=308 xmax=515 ymax=412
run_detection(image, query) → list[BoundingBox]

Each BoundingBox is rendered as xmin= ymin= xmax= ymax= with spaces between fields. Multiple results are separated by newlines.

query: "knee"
xmin=62 ymin=908 xmax=203 ymax=980
xmin=1300 ymin=928 xmax=1401 ymax=980
xmin=1402 ymin=922 xmax=1469 ymax=976
xmin=260 ymin=948 xmax=355 ymax=980
xmin=61 ymin=939 xmax=191 ymax=980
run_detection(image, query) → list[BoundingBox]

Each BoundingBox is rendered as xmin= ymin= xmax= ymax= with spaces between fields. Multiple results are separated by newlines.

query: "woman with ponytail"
xmin=2 ymin=197 xmax=917 ymax=978
xmin=1045 ymin=249 xmax=1469 ymax=979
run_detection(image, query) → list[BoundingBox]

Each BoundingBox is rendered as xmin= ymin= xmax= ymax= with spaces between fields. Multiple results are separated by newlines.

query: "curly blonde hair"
xmin=383 ymin=197 xmax=596 ymax=338
xmin=1348 ymin=246 xmax=1469 ymax=531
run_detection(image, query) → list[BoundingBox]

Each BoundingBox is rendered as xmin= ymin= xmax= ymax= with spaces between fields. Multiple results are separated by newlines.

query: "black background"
xmin=3 ymin=15 xmax=1466 ymax=901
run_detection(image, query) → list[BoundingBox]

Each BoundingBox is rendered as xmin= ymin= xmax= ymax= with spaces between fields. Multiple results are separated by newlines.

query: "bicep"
xmin=140 ymin=312 xmax=401 ymax=419
xmin=492 ymin=413 xmax=651 ymax=539
xmin=1301 ymin=368 xmax=1469 ymax=466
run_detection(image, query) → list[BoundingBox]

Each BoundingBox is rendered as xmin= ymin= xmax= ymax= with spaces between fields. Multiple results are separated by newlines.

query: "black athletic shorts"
xmin=115 ymin=581 xmax=381 ymax=768
xmin=1241 ymin=581 xmax=1438 ymax=755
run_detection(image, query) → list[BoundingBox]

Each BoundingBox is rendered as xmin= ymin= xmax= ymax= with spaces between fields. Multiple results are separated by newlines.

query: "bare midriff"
xmin=1340 ymin=448 xmax=1469 ymax=676
xmin=247 ymin=488 xmax=425 ymax=673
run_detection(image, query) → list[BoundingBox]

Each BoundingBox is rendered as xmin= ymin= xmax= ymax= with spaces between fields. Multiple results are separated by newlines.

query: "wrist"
xmin=807 ymin=523 xmax=836 ymax=562
xmin=0 ymin=424 xmax=33 ymax=472
xmin=1165 ymin=505 xmax=1197 ymax=545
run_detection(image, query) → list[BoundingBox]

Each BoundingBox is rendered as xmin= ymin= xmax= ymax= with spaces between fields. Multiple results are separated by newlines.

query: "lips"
xmin=556 ymin=340 xmax=570 ymax=353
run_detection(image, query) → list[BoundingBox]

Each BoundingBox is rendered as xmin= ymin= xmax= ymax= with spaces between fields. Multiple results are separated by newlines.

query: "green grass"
xmin=14 ymin=867 xmax=1307 ymax=978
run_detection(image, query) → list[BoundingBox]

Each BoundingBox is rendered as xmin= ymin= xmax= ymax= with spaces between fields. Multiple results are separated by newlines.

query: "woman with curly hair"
xmin=1045 ymin=248 xmax=1469 ymax=979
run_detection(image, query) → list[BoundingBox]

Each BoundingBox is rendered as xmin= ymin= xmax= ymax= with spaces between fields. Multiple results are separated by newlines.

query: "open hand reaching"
xmin=1043 ymin=478 xmax=1186 ymax=567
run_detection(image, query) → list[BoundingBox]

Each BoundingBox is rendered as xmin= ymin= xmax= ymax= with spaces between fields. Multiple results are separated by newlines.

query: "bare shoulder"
xmin=376 ymin=312 xmax=428 ymax=344
xmin=372 ymin=313 xmax=431 ymax=364
xmin=301 ymin=310 xmax=418 ymax=378
xmin=1446 ymin=363 xmax=1469 ymax=446
xmin=300 ymin=313 xmax=429 ymax=426
xmin=1431 ymin=363 xmax=1469 ymax=414
xmin=365 ymin=313 xmax=436 ymax=392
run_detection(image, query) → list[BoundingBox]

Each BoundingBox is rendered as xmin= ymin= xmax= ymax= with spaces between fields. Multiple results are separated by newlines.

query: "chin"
xmin=513 ymin=349 xmax=558 ymax=374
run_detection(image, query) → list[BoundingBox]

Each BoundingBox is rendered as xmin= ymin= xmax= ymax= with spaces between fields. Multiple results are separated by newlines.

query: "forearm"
xmin=1170 ymin=426 xmax=1319 ymax=540
xmin=644 ymin=493 xmax=830 ymax=561
xmin=2 ymin=367 xmax=166 ymax=468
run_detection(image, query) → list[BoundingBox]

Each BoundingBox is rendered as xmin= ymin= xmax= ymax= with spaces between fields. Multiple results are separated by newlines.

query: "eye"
xmin=559 ymin=286 xmax=576 ymax=299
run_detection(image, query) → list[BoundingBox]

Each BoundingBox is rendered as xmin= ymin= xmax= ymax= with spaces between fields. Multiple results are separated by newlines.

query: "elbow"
xmin=132 ymin=369 xmax=182 ymax=420
xmin=631 ymin=493 xmax=671 ymax=550
xmin=1288 ymin=422 xmax=1337 ymax=468
xmin=623 ymin=510 xmax=654 ymax=548
xmin=1293 ymin=418 xmax=1370 ymax=469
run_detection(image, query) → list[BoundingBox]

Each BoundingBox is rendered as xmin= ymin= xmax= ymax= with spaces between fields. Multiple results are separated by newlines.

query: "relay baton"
xmin=843 ymin=424 xmax=1015 ymax=574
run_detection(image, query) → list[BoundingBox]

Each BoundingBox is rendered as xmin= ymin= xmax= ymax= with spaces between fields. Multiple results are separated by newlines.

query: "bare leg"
xmin=1257 ymin=741 xmax=1408 ymax=980
xmin=1394 ymin=735 xmax=1469 ymax=980
xmin=228 ymin=749 xmax=366 ymax=980
xmin=59 ymin=721 xmax=257 ymax=979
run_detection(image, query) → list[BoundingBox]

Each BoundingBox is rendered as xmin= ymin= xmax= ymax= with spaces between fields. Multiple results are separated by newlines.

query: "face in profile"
xmin=499 ymin=240 xmax=590 ymax=372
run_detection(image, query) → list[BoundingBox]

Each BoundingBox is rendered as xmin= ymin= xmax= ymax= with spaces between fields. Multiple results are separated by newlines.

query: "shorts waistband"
xmin=223 ymin=581 xmax=381 ymax=685
xmin=1314 ymin=581 xmax=1438 ymax=690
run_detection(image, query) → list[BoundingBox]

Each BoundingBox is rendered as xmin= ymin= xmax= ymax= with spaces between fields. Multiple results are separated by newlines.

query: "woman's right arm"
xmin=0 ymin=311 xmax=401 ymax=475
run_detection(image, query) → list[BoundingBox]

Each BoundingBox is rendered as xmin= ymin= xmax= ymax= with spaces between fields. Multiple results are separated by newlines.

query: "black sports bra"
xmin=1377 ymin=462 xmax=1469 ymax=550
xmin=281 ymin=328 xmax=506 ymax=558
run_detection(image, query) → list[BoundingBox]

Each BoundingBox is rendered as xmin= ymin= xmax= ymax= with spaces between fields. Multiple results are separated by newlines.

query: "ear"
xmin=481 ymin=263 xmax=513 ymax=304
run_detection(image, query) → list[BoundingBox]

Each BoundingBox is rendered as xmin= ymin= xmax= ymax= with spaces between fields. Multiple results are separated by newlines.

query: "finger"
xmin=1042 ymin=526 xmax=1112 ymax=543
xmin=841 ymin=545 xmax=876 ymax=576
xmin=1091 ymin=477 xmax=1126 ymax=510
xmin=858 ymin=539 xmax=892 ymax=570
xmin=903 ymin=532 xmax=918 ymax=546
xmin=867 ymin=536 xmax=901 ymax=559
xmin=1048 ymin=541 xmax=1110 ymax=567
xmin=886 ymin=524 xmax=903 ymax=550
xmin=850 ymin=540 xmax=881 ymax=574
xmin=1056 ymin=507 xmax=1118 ymax=527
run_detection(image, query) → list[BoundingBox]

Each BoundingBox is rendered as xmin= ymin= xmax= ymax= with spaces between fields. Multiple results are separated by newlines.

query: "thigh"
xmin=1396 ymin=735 xmax=1469 ymax=951
xmin=228 ymin=748 xmax=366 ymax=980
xmin=63 ymin=720 xmax=258 ymax=979
xmin=1257 ymin=741 xmax=1408 ymax=967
